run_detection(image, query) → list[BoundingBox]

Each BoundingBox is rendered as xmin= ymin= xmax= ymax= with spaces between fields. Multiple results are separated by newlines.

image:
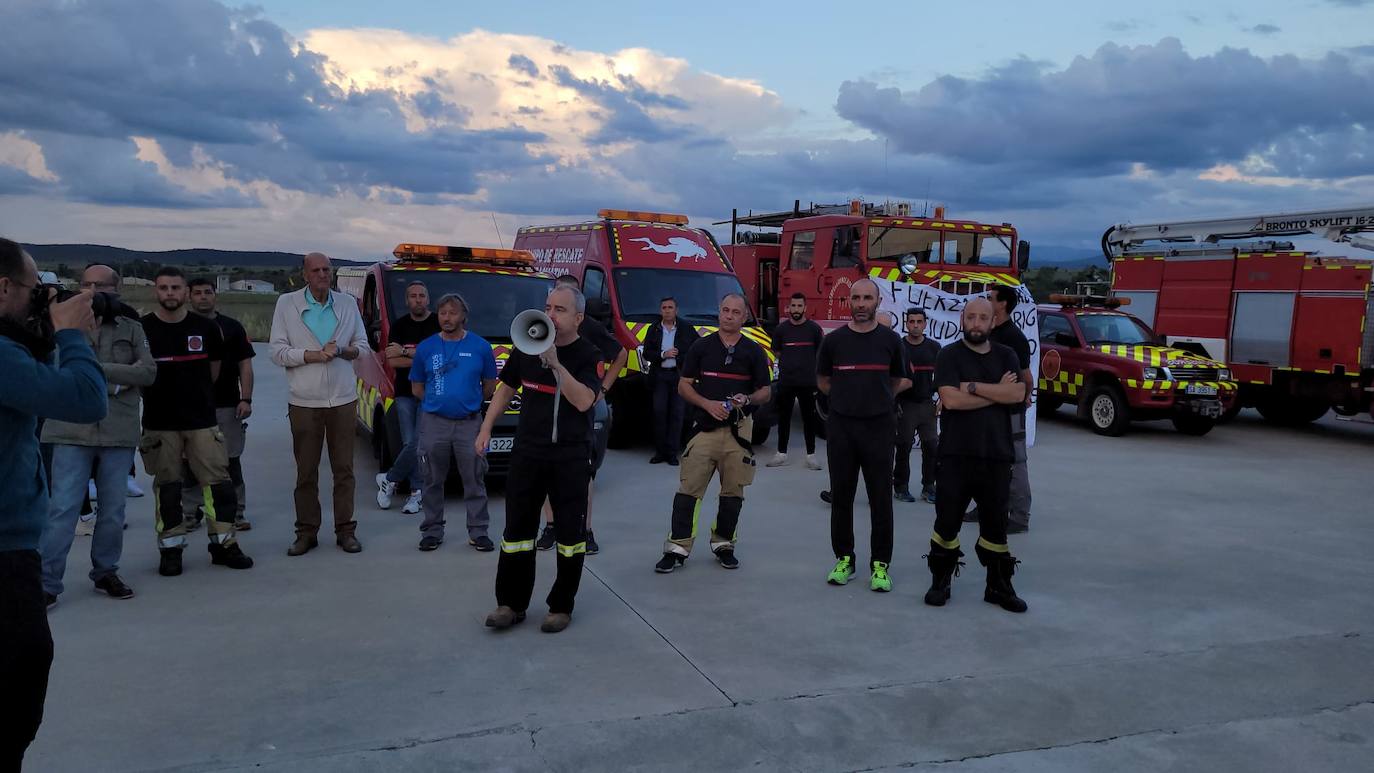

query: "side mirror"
xmin=1053 ymin=331 xmax=1078 ymax=348
xmin=585 ymin=297 xmax=609 ymax=321
xmin=1018 ymin=241 xmax=1031 ymax=272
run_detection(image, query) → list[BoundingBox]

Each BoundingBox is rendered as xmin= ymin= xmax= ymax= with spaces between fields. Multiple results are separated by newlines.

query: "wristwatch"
xmin=966 ymin=382 xmax=978 ymax=395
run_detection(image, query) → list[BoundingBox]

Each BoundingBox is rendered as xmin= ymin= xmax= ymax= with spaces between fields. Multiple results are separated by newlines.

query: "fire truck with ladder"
xmin=722 ymin=200 xmax=1031 ymax=434
xmin=1104 ymin=205 xmax=1374 ymax=424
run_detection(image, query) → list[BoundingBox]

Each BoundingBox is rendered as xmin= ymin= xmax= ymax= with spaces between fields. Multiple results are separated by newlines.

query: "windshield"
xmin=1077 ymin=314 xmax=1157 ymax=346
xmin=869 ymin=227 xmax=939 ymax=264
xmin=611 ymin=268 xmax=755 ymax=325
xmin=384 ymin=270 xmax=552 ymax=342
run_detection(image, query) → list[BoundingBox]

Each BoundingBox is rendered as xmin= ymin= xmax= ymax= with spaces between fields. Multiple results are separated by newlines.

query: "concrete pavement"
xmin=28 ymin=349 xmax=1374 ymax=771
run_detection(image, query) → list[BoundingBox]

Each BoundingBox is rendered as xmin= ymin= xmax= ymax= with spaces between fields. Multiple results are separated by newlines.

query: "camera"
xmin=34 ymin=284 xmax=118 ymax=321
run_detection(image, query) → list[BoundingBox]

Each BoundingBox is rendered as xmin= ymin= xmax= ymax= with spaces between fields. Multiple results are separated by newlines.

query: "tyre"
xmin=1085 ymin=385 xmax=1130 ymax=436
xmin=1257 ymin=396 xmax=1329 ymax=426
xmin=1171 ymin=414 xmax=1215 ymax=436
xmin=1217 ymin=399 xmax=1242 ymax=424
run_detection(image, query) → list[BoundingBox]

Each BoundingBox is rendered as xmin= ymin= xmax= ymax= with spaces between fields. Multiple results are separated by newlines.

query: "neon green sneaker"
xmin=827 ymin=556 xmax=855 ymax=585
xmin=870 ymin=561 xmax=892 ymax=593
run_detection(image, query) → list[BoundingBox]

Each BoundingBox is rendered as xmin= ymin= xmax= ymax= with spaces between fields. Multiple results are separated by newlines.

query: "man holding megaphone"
xmin=477 ymin=285 xmax=603 ymax=634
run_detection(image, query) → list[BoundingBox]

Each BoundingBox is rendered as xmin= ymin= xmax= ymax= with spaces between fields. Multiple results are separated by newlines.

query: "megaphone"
xmin=512 ymin=309 xmax=555 ymax=355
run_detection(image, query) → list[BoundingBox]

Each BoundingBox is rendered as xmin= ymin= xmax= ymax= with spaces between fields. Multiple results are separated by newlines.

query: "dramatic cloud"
xmin=1248 ymin=24 xmax=1282 ymax=35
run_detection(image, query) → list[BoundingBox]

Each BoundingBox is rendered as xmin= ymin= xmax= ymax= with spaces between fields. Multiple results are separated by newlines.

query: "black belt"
xmin=438 ymin=411 xmax=481 ymax=421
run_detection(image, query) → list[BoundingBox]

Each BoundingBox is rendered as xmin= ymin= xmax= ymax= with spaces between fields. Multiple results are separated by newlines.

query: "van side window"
xmin=583 ymin=266 xmax=609 ymax=318
xmin=831 ymin=226 xmax=861 ymax=269
xmin=362 ymin=274 xmax=380 ymax=350
xmin=1039 ymin=314 xmax=1073 ymax=343
xmin=789 ymin=231 xmax=816 ymax=270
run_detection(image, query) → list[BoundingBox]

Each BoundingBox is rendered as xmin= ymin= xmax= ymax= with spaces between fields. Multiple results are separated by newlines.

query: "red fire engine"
xmin=722 ymin=200 xmax=1030 ymax=331
xmin=1104 ymin=206 xmax=1374 ymax=424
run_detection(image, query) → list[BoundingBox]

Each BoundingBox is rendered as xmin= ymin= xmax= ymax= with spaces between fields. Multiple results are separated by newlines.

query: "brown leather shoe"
xmin=286 ymin=536 xmax=318 ymax=556
xmin=337 ymin=535 xmax=362 ymax=553
xmin=484 ymin=606 xmax=525 ymax=629
xmin=540 ymin=612 xmax=572 ymax=633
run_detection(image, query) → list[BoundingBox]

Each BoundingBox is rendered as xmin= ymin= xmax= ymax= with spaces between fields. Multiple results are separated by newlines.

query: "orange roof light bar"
xmin=392 ymin=243 xmax=535 ymax=267
xmin=597 ymin=208 xmax=689 ymax=225
xmin=1049 ymin=293 xmax=1131 ymax=309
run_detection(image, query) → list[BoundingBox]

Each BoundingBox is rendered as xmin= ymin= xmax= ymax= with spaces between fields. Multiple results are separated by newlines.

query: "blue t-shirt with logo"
xmin=409 ymin=332 xmax=498 ymax=418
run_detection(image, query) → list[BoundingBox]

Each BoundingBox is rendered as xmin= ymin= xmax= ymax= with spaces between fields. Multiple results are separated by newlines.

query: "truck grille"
xmin=1172 ymin=367 xmax=1220 ymax=380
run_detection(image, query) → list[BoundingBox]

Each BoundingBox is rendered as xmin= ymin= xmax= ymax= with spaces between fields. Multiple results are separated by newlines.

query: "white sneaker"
xmin=766 ymin=452 xmax=789 ymax=468
xmin=376 ymin=473 xmax=396 ymax=509
xmin=805 ymin=454 xmax=823 ymax=471
xmin=402 ymin=491 xmax=422 ymax=514
xmin=75 ymin=514 xmax=95 ymax=537
xmin=87 ymin=479 xmax=98 ymax=501
xmin=126 ymin=475 xmax=145 ymax=497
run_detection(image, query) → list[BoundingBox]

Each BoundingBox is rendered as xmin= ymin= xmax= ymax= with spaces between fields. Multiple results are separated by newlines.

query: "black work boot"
xmin=158 ymin=547 xmax=184 ymax=577
xmin=208 ymin=542 xmax=254 ymax=569
xmin=922 ymin=545 xmax=964 ymax=606
xmin=976 ymin=544 xmax=1027 ymax=613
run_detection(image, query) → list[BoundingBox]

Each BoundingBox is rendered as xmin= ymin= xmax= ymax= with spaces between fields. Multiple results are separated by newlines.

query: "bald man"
xmin=924 ymin=297 xmax=1027 ymax=613
xmin=269 ymin=252 xmax=370 ymax=556
xmin=817 ymin=277 xmax=909 ymax=593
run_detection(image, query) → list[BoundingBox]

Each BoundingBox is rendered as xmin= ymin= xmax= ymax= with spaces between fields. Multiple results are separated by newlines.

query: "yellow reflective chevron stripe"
xmin=930 ymin=531 xmax=960 ymax=550
xmin=556 ymin=542 xmax=587 ymax=557
xmin=977 ymin=537 xmax=1009 ymax=553
xmin=501 ymin=539 xmax=535 ymax=554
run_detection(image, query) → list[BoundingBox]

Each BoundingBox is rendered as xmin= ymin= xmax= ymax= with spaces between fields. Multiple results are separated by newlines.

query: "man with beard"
xmin=409 ymin=293 xmax=498 ymax=552
xmin=654 ymin=293 xmax=771 ymax=574
xmin=818 ymin=278 xmax=909 ymax=592
xmin=376 ymin=281 xmax=439 ymax=514
xmin=767 ymin=292 xmax=823 ymax=470
xmin=0 ymin=237 xmax=106 ymax=769
xmin=893 ymin=308 xmax=941 ymax=504
xmin=40 ymin=264 xmax=156 ymax=606
xmin=181 ymin=277 xmax=255 ymax=531
xmin=140 ymin=267 xmax=253 ymax=576
xmin=477 ymin=286 xmax=602 ymax=633
xmin=924 ymin=297 xmax=1028 ymax=613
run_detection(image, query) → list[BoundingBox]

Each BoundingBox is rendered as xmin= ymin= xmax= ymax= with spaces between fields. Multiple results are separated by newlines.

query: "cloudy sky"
xmin=1 ymin=0 xmax=1372 ymax=259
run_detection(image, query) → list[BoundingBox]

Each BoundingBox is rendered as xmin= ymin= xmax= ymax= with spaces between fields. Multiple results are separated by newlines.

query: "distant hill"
xmin=1027 ymin=246 xmax=1106 ymax=268
xmin=23 ymin=244 xmax=373 ymax=267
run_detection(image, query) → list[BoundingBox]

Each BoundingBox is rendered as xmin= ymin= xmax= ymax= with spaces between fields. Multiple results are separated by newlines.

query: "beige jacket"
xmin=41 ymin=315 xmax=157 ymax=447
xmin=269 ymin=288 xmax=370 ymax=408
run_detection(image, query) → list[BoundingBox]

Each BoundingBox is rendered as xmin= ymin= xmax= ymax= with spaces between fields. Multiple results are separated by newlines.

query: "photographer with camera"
xmin=39 ymin=264 xmax=156 ymax=607
xmin=0 ymin=237 xmax=108 ymax=770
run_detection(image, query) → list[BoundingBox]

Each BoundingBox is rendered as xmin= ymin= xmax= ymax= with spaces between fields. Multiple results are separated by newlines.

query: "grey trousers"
xmin=417 ymin=412 xmax=490 ymax=541
xmin=1009 ymin=412 xmax=1032 ymax=527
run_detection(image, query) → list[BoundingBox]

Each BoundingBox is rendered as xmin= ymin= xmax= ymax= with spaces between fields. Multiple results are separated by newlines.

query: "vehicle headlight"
xmin=1217 ymin=368 xmax=1232 ymax=381
xmin=1143 ymin=366 xmax=1169 ymax=381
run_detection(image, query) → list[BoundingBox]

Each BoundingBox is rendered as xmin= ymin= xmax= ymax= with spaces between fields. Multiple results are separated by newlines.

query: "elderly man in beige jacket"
xmin=270 ymin=252 xmax=370 ymax=556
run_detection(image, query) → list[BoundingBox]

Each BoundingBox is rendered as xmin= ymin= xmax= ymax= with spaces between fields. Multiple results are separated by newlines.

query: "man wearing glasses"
xmin=654 ymin=293 xmax=770 ymax=574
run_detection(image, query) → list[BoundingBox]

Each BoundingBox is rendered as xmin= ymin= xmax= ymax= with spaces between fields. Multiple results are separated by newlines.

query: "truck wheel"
xmin=1037 ymin=396 xmax=1063 ymax=418
xmin=1086 ymin=385 xmax=1130 ymax=436
xmin=1257 ymin=396 xmax=1329 ymax=426
xmin=1171 ymin=415 xmax=1215 ymax=436
xmin=1217 ymin=399 xmax=1242 ymax=424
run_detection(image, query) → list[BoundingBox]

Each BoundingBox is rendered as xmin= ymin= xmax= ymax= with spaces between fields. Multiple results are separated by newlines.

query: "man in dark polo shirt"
xmin=925 ymin=297 xmax=1027 ymax=613
xmin=653 ymin=293 xmax=770 ymax=574
xmin=767 ymin=292 xmax=824 ymax=470
xmin=818 ymin=278 xmax=909 ymax=593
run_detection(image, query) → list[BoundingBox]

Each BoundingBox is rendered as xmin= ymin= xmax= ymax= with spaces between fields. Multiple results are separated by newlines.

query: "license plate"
xmin=1185 ymin=384 xmax=1218 ymax=396
xmin=487 ymin=437 xmax=514 ymax=453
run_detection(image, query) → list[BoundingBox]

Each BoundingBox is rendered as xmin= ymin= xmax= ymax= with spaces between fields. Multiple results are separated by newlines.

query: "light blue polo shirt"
xmin=410 ymin=332 xmax=498 ymax=418
xmin=302 ymin=290 xmax=338 ymax=345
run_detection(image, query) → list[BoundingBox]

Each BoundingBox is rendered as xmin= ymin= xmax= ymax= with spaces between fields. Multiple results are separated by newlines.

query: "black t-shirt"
xmin=934 ymin=341 xmax=1021 ymax=461
xmin=142 ymin=312 xmax=224 ymax=431
xmin=207 ymin=314 xmax=255 ymax=409
xmin=771 ymin=318 xmax=823 ymax=387
xmin=389 ymin=313 xmax=441 ymax=397
xmin=816 ymin=325 xmax=906 ymax=418
xmin=499 ymin=336 xmax=603 ymax=456
xmin=990 ymin=319 xmax=1031 ymax=415
xmin=681 ymin=333 xmax=770 ymax=431
xmin=900 ymin=336 xmax=941 ymax=403
xmin=579 ymin=318 xmax=622 ymax=363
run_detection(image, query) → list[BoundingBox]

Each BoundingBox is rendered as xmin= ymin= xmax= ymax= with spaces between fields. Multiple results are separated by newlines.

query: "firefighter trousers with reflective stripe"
xmin=495 ymin=448 xmax=590 ymax=615
xmin=666 ymin=424 xmax=755 ymax=556
xmin=139 ymin=427 xmax=237 ymax=550
xmin=827 ymin=413 xmax=896 ymax=565
xmin=931 ymin=455 xmax=1010 ymax=551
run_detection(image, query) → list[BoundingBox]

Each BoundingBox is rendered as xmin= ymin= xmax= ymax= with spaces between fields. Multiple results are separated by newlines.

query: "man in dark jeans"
xmin=768 ymin=292 xmax=823 ymax=471
xmin=894 ymin=308 xmax=941 ymax=504
xmin=0 ymin=237 xmax=107 ymax=770
xmin=643 ymin=296 xmax=698 ymax=465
